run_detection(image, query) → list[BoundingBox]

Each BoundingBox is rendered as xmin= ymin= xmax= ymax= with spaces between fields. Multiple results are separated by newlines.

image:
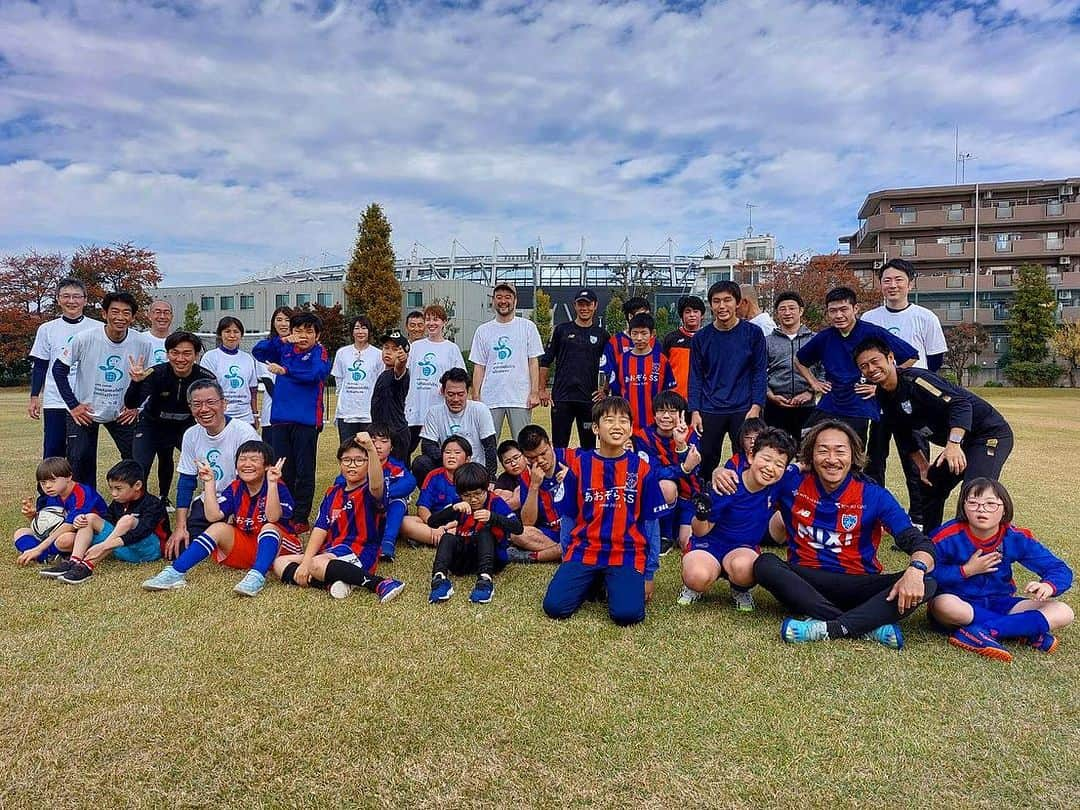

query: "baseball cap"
xmin=380 ymin=329 xmax=409 ymax=349
xmin=492 ymin=281 xmax=517 ymax=295
xmin=574 ymin=289 xmax=598 ymax=303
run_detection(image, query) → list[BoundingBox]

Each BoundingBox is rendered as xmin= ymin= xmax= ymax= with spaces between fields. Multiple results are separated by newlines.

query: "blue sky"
xmin=1 ymin=0 xmax=1078 ymax=284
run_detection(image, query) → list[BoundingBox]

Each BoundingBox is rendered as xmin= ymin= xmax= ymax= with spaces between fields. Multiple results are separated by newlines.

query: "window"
xmin=744 ymin=245 xmax=770 ymax=261
xmin=219 ymin=296 xmax=234 ymax=311
xmin=295 ymin=293 xmax=311 ymax=306
xmin=275 ymin=294 xmax=289 ymax=308
xmin=893 ymin=205 xmax=916 ymax=224
xmin=946 ymin=275 xmax=965 ymax=289
xmin=200 ymin=296 xmax=214 ymax=312
xmin=1047 ymin=200 xmax=1064 ymax=216
xmin=240 ymin=295 xmax=255 ymax=310
xmin=1046 ymin=232 xmax=1064 ymax=250
xmin=991 ymin=335 xmax=1009 ymax=354
xmin=993 ymin=273 xmax=1014 ymax=287
xmin=994 ymin=234 xmax=1012 ymax=253
xmin=995 ymin=201 xmax=1013 ymax=219
xmin=898 ymin=238 xmax=916 ymax=257
xmin=317 ymin=292 xmax=334 ymax=307
xmin=707 ymin=271 xmax=732 ymax=285
xmin=947 ymin=239 xmax=965 ymax=256
xmin=946 ymin=203 xmax=964 ymax=222
xmin=406 ymin=291 xmax=423 ymax=308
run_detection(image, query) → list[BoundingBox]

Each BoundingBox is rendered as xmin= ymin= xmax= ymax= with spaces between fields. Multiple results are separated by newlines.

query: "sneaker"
xmin=659 ymin=536 xmax=676 ymax=556
xmin=949 ymin=624 xmax=1012 ymax=663
xmin=429 ymin=573 xmax=454 ymax=603
xmin=781 ymin=617 xmax=829 ymax=644
xmin=469 ymin=575 xmax=494 ymax=604
xmin=731 ymin=589 xmax=755 ymax=612
xmin=141 ymin=566 xmax=187 ymax=591
xmin=676 ymin=586 xmax=701 ymax=606
xmin=862 ymin=623 xmax=904 ymax=650
xmin=39 ymin=558 xmax=77 ymax=579
xmin=164 ymin=497 xmax=176 ymax=514
xmin=1025 ymin=632 xmax=1059 ymax=654
xmin=329 ymin=580 xmax=353 ymax=600
xmin=505 ymin=546 xmax=535 ymax=564
xmin=375 ymin=578 xmax=406 ymax=604
xmin=379 ymin=541 xmax=396 ymax=563
xmin=59 ymin=562 xmax=93 ymax=584
xmin=233 ymin=570 xmax=266 ymax=597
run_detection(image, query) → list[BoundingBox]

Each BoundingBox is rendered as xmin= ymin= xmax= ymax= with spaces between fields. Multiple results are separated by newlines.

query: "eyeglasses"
xmin=965 ymin=499 xmax=1003 ymax=513
xmin=58 ymin=293 xmax=86 ymax=301
xmin=501 ymin=453 xmax=525 ymax=465
xmin=340 ymin=457 xmax=366 ymax=467
xmin=190 ymin=398 xmax=222 ymax=409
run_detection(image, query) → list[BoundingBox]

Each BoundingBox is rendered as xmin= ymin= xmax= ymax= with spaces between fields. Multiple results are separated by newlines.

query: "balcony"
xmin=911 ymin=269 xmax=1080 ymax=294
xmin=898 ymin=235 xmax=1080 ymax=262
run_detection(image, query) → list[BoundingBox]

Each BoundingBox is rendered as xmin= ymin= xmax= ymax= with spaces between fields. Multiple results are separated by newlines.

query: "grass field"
xmin=1 ymin=388 xmax=1078 ymax=808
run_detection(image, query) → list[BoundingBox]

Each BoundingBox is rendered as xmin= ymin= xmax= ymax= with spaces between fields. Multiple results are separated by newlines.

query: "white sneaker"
xmin=329 ymin=581 xmax=353 ymax=600
xmin=676 ymin=586 xmax=701 ymax=606
xmin=732 ymin=589 xmax=755 ymax=612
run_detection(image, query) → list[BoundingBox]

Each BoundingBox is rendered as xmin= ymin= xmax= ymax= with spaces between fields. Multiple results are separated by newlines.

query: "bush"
xmin=939 ymin=369 xmax=959 ymax=384
xmin=982 ymin=380 xmax=1004 ymax=388
xmin=1002 ymin=361 xmax=1062 ymax=388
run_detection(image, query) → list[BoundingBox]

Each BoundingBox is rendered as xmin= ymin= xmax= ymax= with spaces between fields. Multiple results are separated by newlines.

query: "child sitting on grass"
xmin=15 ymin=457 xmax=106 ymax=565
xmin=427 ymin=461 xmax=522 ymax=605
xmin=369 ymin=423 xmax=417 ymax=562
xmin=929 ymin=478 xmax=1073 ymax=662
xmin=40 ymin=460 xmax=168 ymax=584
xmin=679 ymin=428 xmax=798 ymax=610
xmin=143 ymin=440 xmax=300 ymax=596
xmin=400 ymin=435 xmax=473 ymax=549
xmin=273 ymin=434 xmax=405 ymax=603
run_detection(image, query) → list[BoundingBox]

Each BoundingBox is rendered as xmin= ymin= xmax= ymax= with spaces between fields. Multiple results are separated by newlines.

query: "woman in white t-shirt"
xmin=201 ymin=317 xmax=259 ymax=425
xmin=258 ymin=306 xmax=292 ymax=446
xmin=331 ymin=315 xmax=384 ymax=443
xmin=404 ymin=303 xmax=466 ymax=454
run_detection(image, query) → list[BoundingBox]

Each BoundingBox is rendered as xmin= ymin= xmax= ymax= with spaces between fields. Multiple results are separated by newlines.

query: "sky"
xmin=1 ymin=0 xmax=1079 ymax=286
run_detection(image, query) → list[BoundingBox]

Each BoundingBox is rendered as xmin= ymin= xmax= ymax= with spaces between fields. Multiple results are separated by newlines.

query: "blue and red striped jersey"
xmin=217 ymin=478 xmax=295 ymax=534
xmin=45 ymin=483 xmax=107 ymax=523
xmin=931 ymin=519 xmax=1073 ymax=600
xmin=557 ymin=450 xmax=667 ymax=575
xmin=607 ymin=346 xmax=676 ymax=430
xmin=417 ymin=468 xmax=458 ymax=514
xmin=313 ymin=481 xmax=381 ymax=556
xmin=518 ymin=447 xmax=576 ymax=530
xmin=777 ymin=472 xmax=913 ymax=575
xmin=632 ymin=425 xmax=701 ymax=499
xmin=382 ymin=457 xmax=417 ymax=503
xmin=724 ymin=452 xmax=749 ymax=475
xmin=455 ymin=492 xmax=515 ymax=546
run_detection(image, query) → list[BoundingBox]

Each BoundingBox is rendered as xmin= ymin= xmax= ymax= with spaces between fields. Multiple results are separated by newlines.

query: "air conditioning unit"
xmin=1060 ymin=256 xmax=1072 ymax=265
xmin=872 ymin=260 xmax=883 ymax=269
xmin=1059 ymin=290 xmax=1071 ymax=300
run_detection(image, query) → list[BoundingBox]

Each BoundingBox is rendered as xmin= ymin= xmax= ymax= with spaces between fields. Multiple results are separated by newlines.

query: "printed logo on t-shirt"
xmin=348 ymin=358 xmax=367 ymax=382
xmin=418 ymin=352 xmax=437 ymax=377
xmin=493 ymin=336 xmax=513 ymax=360
xmin=225 ymin=365 xmax=244 ymax=389
xmin=449 ymin=423 xmax=462 ymax=435
xmin=98 ymin=355 xmax=123 ymax=383
xmin=153 ymin=348 xmax=167 ymax=364
xmin=206 ymin=449 xmax=224 ymax=481
xmin=887 ymin=326 xmax=901 ymax=335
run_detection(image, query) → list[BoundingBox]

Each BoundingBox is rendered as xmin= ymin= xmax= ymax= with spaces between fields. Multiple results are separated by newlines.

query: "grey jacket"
xmin=765 ymin=325 xmax=817 ymax=400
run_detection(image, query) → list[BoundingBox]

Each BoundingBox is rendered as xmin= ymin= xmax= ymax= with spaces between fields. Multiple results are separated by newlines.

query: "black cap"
xmin=574 ymin=289 xmax=598 ymax=303
xmin=380 ymin=329 xmax=409 ymax=349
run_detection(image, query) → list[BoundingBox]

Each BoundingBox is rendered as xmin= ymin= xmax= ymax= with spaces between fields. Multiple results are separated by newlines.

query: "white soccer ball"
xmin=31 ymin=506 xmax=67 ymax=540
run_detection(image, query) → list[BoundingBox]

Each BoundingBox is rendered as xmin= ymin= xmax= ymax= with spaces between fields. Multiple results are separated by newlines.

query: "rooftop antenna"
xmin=955 ymin=127 xmax=976 ymax=184
xmin=746 ymin=202 xmax=757 ymax=237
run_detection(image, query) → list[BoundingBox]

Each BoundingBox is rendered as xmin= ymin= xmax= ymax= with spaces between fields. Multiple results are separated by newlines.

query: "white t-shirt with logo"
xmin=146 ymin=333 xmax=169 ymax=367
xmin=178 ymin=418 xmax=261 ymax=495
xmin=404 ymin=338 xmax=466 ymax=426
xmin=60 ymin=326 xmax=151 ymax=422
xmin=29 ymin=316 xmax=100 ymax=409
xmin=862 ymin=304 xmax=947 ymax=370
xmin=257 ymin=362 xmax=274 ymax=426
xmin=201 ymin=347 xmax=259 ymax=422
xmin=469 ymin=317 xmax=544 ymax=408
xmin=332 ymin=344 xmax=383 ymax=422
xmin=420 ymin=400 xmax=497 ymax=469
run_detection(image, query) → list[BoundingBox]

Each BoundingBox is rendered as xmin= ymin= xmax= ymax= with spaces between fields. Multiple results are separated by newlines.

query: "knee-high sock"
xmin=252 ymin=528 xmax=280 ymax=575
xmin=173 ymin=532 xmax=216 ymax=574
xmin=324 ymin=559 xmax=383 ymax=592
xmin=381 ymin=500 xmax=407 ymax=547
xmin=973 ymin=605 xmax=1050 ymax=639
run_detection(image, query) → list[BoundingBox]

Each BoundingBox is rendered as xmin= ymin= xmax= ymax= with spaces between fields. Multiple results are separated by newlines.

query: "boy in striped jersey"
xmin=273 ymin=434 xmax=404 ymax=603
xmin=142 ymin=440 xmax=299 ymax=596
xmin=542 ymin=397 xmax=668 ymax=626
xmin=604 ymin=313 xmax=676 ymax=432
xmin=516 ymin=425 xmax=575 ymax=564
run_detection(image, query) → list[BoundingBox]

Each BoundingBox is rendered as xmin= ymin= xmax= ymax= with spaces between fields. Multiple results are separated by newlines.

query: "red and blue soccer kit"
xmin=313 ymin=480 xmax=383 ymax=572
xmin=45 ymin=483 xmax=108 ymax=524
xmin=931 ymin=520 xmax=1073 ymax=615
xmin=518 ymin=447 xmax=576 ymax=542
xmin=691 ymin=467 xmax=799 ymax=563
xmin=428 ymin=493 xmax=523 ymax=576
xmin=608 ymin=346 xmax=676 ymax=431
xmin=215 ymin=479 xmax=301 ymax=567
xmin=633 ymin=425 xmax=700 ymax=526
xmin=417 ymin=468 xmax=459 ymax=515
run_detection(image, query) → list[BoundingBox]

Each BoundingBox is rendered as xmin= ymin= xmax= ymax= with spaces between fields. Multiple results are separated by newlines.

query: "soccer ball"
xmin=31 ymin=506 xmax=67 ymax=540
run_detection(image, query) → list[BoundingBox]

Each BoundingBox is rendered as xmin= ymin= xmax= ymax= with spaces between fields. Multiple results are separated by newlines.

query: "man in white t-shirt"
xmin=738 ymin=284 xmax=778 ymax=336
xmin=404 ymin=303 xmax=466 ymax=454
xmin=469 ymin=282 xmax=543 ymax=441
xmin=145 ymin=300 xmax=174 ymax=366
xmin=331 ymin=315 xmax=384 ymax=443
xmin=414 ymin=367 xmax=497 ymax=483
xmin=862 ymin=258 xmax=949 ymax=529
xmin=28 ymin=277 xmax=98 ymax=458
xmin=167 ymin=378 xmax=260 ymax=558
xmin=52 ymin=291 xmax=152 ymax=488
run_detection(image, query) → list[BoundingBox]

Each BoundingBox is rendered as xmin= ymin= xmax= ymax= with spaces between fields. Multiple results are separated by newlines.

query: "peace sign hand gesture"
xmin=128 ymin=355 xmax=152 ymax=382
xmin=267 ymin=457 xmax=287 ymax=485
xmin=195 ymin=459 xmax=216 ymax=484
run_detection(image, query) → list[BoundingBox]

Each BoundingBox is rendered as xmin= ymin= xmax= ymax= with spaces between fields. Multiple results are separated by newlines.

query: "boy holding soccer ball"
xmin=14 ymin=457 xmax=107 ymax=565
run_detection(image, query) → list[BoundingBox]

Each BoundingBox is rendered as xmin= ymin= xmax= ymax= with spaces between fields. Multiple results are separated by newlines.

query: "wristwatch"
xmin=947 ymin=431 xmax=964 ymax=444
xmin=908 ymin=559 xmax=929 ymax=575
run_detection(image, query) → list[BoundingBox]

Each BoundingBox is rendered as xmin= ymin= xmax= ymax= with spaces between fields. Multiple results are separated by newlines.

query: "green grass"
xmin=1 ymin=388 xmax=1078 ymax=808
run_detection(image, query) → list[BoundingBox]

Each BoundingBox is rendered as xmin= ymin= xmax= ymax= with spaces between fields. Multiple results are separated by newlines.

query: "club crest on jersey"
xmin=841 ymin=514 xmax=858 ymax=531
xmin=589 ymin=335 xmax=598 ymax=344
xmin=900 ymin=400 xmax=912 ymax=414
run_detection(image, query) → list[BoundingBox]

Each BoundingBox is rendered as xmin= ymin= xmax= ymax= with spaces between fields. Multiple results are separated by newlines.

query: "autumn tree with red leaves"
xmin=752 ymin=254 xmax=880 ymax=330
xmin=70 ymin=242 xmax=162 ymax=325
xmin=0 ymin=251 xmax=70 ymax=317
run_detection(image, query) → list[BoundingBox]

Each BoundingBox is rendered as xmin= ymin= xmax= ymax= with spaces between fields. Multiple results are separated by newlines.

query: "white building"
xmin=693 ymin=234 xmax=778 ymax=294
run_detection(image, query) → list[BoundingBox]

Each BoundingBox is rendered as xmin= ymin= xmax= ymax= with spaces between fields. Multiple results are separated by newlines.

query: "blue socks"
xmin=173 ymin=532 xmax=216 ymax=574
xmin=381 ymin=500 xmax=407 ymax=551
xmin=253 ymin=529 xmax=280 ymax=575
xmin=971 ymin=604 xmax=1050 ymax=639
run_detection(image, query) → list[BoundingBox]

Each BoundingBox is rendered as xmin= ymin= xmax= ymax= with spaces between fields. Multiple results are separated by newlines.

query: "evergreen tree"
xmin=604 ymin=294 xmax=625 ymax=336
xmin=532 ymin=288 xmax=553 ymax=345
xmin=182 ymin=302 xmax=203 ymax=332
xmin=1007 ymin=264 xmax=1056 ymax=363
xmin=343 ymin=203 xmax=401 ymax=336
xmin=654 ymin=306 xmax=673 ymax=341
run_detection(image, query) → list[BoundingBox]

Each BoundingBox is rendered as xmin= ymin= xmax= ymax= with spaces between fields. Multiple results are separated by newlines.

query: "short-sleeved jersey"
xmin=381 ymin=457 xmax=416 ymax=504
xmin=146 ymin=333 xmax=168 ymax=367
xmin=59 ymin=325 xmax=152 ymax=422
xmin=632 ymin=425 xmax=701 ymax=499
xmin=417 ymin=468 xmax=459 ymax=514
xmin=777 ymin=472 xmax=913 ymax=575
xmin=661 ymin=327 xmax=696 ymax=400
xmin=605 ymin=346 xmax=676 ymax=430
xmin=724 ymin=452 xmax=750 ymax=475
xmin=404 ymin=339 xmax=466 ymax=426
xmin=201 ymin=347 xmax=259 ymax=422
xmin=44 ymin=482 xmax=108 ymax=523
xmin=29 ymin=316 xmax=100 ymax=409
xmin=518 ymin=447 xmax=576 ymax=530
xmin=862 ymin=304 xmax=947 ymax=370
xmin=332 ymin=344 xmax=384 ymax=422
xmin=469 ymin=317 xmax=545 ymax=408
xmin=313 ymin=481 xmax=382 ymax=557
xmin=216 ymin=478 xmax=295 ymax=534
xmin=557 ymin=450 xmax=667 ymax=575
xmin=700 ymin=466 xmax=799 ymax=548
xmin=931 ymin=520 xmax=1073 ymax=601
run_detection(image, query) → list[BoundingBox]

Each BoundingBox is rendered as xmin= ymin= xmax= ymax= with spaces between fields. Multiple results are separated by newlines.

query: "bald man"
xmin=738 ymin=284 xmax=777 ymax=336
xmin=146 ymin=300 xmax=175 ymax=366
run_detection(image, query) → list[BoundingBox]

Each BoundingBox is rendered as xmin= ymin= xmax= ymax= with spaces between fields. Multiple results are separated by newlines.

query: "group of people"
xmin=13 ymin=265 xmax=1073 ymax=660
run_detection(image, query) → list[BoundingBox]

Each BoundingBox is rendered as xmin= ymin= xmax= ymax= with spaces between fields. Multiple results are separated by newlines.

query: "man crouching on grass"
xmin=542 ymin=396 xmax=668 ymax=626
